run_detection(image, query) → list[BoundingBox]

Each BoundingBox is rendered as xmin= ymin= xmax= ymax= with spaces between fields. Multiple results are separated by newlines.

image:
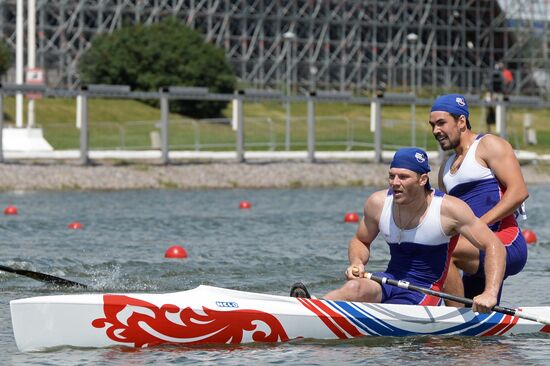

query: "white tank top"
xmin=442 ymin=135 xmax=495 ymax=193
xmin=378 ymin=190 xmax=450 ymax=246
xmin=377 ymin=189 xmax=453 ymax=288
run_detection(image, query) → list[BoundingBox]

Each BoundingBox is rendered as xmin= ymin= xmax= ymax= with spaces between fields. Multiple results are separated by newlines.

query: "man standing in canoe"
xmin=429 ymin=94 xmax=528 ymax=306
xmin=292 ymin=147 xmax=506 ymax=313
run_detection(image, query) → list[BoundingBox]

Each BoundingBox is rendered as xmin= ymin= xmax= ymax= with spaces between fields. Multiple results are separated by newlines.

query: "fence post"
xmin=79 ymin=86 xmax=89 ymax=165
xmin=235 ymin=90 xmax=245 ymax=163
xmin=76 ymin=94 xmax=82 ymax=129
xmin=495 ymin=100 xmax=507 ymax=139
xmin=160 ymin=87 xmax=170 ymax=165
xmin=411 ymin=95 xmax=416 ymax=147
xmin=371 ymin=97 xmax=382 ymax=163
xmin=307 ymin=91 xmax=316 ymax=163
xmin=0 ymin=85 xmax=3 ymax=163
xmin=523 ymin=113 xmax=537 ymax=145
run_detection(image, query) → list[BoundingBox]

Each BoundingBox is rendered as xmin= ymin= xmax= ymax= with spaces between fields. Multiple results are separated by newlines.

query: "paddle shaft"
xmin=0 ymin=264 xmax=87 ymax=288
xmin=365 ymin=272 xmax=550 ymax=326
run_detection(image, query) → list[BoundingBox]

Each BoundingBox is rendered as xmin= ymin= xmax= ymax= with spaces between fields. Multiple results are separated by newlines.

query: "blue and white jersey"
xmin=441 ymin=134 xmax=528 ymax=297
xmin=378 ymin=189 xmax=453 ymax=292
xmin=442 ymin=134 xmax=515 ymax=232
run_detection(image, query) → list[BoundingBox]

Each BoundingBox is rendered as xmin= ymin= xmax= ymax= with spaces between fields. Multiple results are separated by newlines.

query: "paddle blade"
xmin=0 ymin=264 xmax=87 ymax=288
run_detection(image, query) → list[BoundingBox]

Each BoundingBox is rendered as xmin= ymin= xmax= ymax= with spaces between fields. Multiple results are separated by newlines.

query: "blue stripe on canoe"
xmin=329 ymin=300 xmax=414 ymax=336
xmin=436 ymin=312 xmax=507 ymax=336
xmin=329 ymin=301 xmax=507 ymax=336
xmin=327 ymin=300 xmax=385 ymax=336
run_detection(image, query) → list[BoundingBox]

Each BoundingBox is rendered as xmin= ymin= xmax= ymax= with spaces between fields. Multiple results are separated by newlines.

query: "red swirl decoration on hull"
xmin=92 ymin=294 xmax=289 ymax=347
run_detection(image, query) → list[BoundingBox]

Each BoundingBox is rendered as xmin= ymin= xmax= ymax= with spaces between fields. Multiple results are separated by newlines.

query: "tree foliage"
xmin=0 ymin=38 xmax=11 ymax=77
xmin=78 ymin=18 xmax=236 ymax=118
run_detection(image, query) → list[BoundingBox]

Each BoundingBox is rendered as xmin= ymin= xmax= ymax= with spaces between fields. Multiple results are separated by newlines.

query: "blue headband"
xmin=390 ymin=148 xmax=431 ymax=189
xmin=430 ymin=94 xmax=469 ymax=118
xmin=390 ymin=147 xmax=431 ymax=174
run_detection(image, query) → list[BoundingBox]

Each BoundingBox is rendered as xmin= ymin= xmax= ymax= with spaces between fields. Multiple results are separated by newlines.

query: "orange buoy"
xmin=4 ymin=205 xmax=18 ymax=215
xmin=165 ymin=245 xmax=188 ymax=259
xmin=344 ymin=212 xmax=360 ymax=223
xmin=239 ymin=201 xmax=252 ymax=209
xmin=67 ymin=221 xmax=84 ymax=230
xmin=523 ymin=229 xmax=537 ymax=245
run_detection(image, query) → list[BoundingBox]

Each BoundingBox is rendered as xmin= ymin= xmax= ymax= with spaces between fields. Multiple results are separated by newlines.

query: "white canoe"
xmin=10 ymin=285 xmax=550 ymax=352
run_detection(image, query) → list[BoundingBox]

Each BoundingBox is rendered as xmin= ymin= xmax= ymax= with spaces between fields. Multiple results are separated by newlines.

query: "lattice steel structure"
xmin=0 ymin=0 xmax=549 ymax=95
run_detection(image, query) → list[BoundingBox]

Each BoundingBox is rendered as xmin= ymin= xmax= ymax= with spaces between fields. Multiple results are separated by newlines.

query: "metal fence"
xmin=0 ymin=83 xmax=546 ymax=164
xmin=44 ymin=116 xmax=433 ymax=153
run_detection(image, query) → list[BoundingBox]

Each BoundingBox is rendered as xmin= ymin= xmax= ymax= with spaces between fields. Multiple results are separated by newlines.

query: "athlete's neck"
xmin=397 ymin=189 xmax=431 ymax=214
xmin=455 ymin=131 xmax=477 ymax=155
xmin=394 ymin=191 xmax=432 ymax=231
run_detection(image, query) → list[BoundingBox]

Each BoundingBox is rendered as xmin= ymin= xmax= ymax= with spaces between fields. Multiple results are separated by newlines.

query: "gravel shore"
xmin=1 ymin=160 xmax=550 ymax=191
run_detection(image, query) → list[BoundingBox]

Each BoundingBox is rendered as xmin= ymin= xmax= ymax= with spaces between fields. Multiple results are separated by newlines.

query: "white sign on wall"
xmin=25 ymin=67 xmax=44 ymax=99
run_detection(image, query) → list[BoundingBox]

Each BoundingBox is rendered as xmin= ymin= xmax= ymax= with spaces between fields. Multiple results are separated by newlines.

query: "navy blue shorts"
xmin=463 ymin=222 xmax=528 ymax=302
xmin=373 ymin=272 xmax=442 ymax=306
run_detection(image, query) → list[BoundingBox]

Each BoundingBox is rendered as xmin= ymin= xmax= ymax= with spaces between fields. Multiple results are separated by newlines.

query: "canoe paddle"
xmin=362 ymin=272 xmax=550 ymax=325
xmin=0 ymin=264 xmax=87 ymax=288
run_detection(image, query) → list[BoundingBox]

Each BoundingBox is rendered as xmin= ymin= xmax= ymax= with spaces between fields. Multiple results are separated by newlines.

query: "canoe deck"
xmin=10 ymin=285 xmax=550 ymax=351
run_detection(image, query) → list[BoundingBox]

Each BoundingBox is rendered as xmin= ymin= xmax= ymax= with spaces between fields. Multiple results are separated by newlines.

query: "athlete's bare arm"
xmin=477 ymin=135 xmax=529 ymax=225
xmin=345 ymin=190 xmax=384 ymax=279
xmin=441 ymin=195 xmax=506 ymax=313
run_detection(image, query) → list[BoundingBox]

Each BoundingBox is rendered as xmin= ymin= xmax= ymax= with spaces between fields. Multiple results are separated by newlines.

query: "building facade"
xmin=0 ymin=0 xmax=548 ymax=95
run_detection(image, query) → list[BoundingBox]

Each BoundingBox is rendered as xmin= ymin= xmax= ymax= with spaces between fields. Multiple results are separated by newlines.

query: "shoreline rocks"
xmin=0 ymin=161 xmax=549 ymax=191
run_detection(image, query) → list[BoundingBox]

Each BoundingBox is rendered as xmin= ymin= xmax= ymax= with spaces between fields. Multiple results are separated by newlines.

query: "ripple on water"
xmin=1 ymin=187 xmax=550 ymax=365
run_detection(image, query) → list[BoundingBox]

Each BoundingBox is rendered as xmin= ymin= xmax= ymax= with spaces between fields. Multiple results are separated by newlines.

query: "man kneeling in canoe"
xmin=301 ymin=147 xmax=505 ymax=313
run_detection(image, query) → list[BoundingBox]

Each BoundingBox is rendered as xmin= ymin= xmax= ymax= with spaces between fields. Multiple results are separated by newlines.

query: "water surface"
xmin=1 ymin=186 xmax=549 ymax=365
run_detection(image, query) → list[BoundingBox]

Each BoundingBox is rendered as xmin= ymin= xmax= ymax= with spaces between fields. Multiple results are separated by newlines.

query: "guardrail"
xmin=0 ymin=84 xmax=546 ymax=164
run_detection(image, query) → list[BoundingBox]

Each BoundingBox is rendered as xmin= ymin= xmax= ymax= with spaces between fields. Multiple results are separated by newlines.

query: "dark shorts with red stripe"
xmin=373 ymin=272 xmax=443 ymax=306
xmin=462 ymin=217 xmax=528 ymax=301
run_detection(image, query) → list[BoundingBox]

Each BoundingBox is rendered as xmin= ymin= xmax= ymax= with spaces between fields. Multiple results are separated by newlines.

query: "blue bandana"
xmin=430 ymin=94 xmax=469 ymax=118
xmin=390 ymin=148 xmax=431 ymax=190
xmin=390 ymin=147 xmax=431 ymax=174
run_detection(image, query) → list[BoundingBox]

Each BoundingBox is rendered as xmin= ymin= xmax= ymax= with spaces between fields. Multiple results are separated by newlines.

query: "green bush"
xmin=78 ymin=18 xmax=236 ymax=118
xmin=0 ymin=38 xmax=11 ymax=76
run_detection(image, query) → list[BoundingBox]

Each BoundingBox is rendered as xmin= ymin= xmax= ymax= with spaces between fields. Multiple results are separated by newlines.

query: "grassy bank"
xmin=2 ymin=97 xmax=549 ymax=153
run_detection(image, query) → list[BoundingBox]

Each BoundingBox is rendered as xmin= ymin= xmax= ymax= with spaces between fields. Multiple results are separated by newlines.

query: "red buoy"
xmin=523 ymin=229 xmax=537 ymax=245
xmin=67 ymin=221 xmax=84 ymax=230
xmin=165 ymin=245 xmax=188 ymax=259
xmin=344 ymin=212 xmax=360 ymax=223
xmin=4 ymin=205 xmax=18 ymax=215
xmin=239 ymin=201 xmax=252 ymax=209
